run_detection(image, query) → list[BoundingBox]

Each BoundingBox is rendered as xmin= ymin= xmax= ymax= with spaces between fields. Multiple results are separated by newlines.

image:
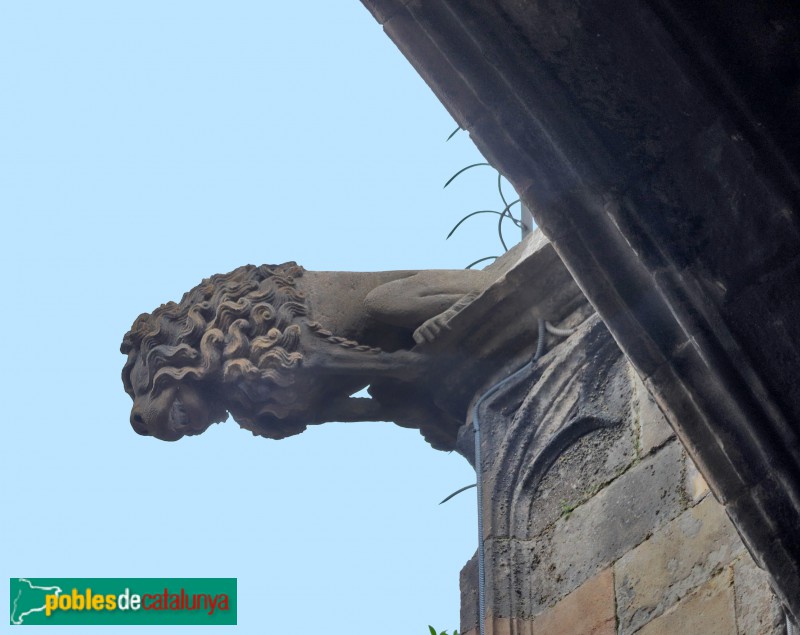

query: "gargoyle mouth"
xmin=169 ymin=395 xmax=189 ymax=426
xmin=166 ymin=395 xmax=209 ymax=437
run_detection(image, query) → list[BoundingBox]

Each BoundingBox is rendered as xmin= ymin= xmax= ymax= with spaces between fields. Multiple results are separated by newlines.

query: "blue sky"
xmin=0 ymin=3 xmax=521 ymax=633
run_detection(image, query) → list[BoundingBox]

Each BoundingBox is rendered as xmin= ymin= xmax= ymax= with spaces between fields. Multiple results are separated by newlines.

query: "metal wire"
xmin=545 ymin=320 xmax=576 ymax=337
xmin=471 ymin=319 xmax=546 ymax=635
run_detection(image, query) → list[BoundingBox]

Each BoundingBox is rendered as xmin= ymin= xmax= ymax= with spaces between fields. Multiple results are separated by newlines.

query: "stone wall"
xmin=362 ymin=2 xmax=800 ymax=617
xmin=460 ymin=321 xmax=786 ymax=634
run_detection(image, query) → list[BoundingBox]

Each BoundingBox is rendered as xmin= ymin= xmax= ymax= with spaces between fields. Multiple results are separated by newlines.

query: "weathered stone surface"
xmin=481 ymin=441 xmax=685 ymax=619
xmin=424 ymin=229 xmax=588 ymax=423
xmin=479 ymin=316 xmax=633 ymax=541
xmin=463 ymin=571 xmax=617 ymax=635
xmin=532 ymin=441 xmax=684 ymax=607
xmin=634 ymin=572 xmax=736 ymax=635
xmin=631 ymin=367 xmax=674 ymax=456
xmin=461 ymin=314 xmax=636 ymax=632
xmin=525 ymin=420 xmax=636 ymax=538
xmin=615 ymin=495 xmax=745 ymax=634
xmin=733 ymin=553 xmax=786 ymax=635
xmin=529 ymin=567 xmax=615 ymax=635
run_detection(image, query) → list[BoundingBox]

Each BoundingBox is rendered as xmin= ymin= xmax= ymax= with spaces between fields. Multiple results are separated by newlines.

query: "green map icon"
xmin=10 ymin=579 xmax=63 ymax=625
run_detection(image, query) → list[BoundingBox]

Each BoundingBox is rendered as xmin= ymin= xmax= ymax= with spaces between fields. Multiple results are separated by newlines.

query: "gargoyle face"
xmin=127 ymin=358 xmax=226 ymax=441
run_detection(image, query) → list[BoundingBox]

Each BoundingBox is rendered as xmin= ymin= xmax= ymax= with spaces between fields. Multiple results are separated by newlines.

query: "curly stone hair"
xmin=121 ymin=262 xmax=309 ymax=420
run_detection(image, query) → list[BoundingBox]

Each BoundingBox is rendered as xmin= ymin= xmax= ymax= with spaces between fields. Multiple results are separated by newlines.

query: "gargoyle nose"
xmin=130 ymin=408 xmax=150 ymax=435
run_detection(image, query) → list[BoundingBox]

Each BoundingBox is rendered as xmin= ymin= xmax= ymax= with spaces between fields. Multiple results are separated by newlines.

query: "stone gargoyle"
xmin=121 ymin=262 xmax=494 ymax=445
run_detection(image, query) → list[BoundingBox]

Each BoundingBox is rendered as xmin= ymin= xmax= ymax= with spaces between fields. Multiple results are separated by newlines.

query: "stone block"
xmin=615 ymin=495 xmax=745 ymax=634
xmin=515 ymin=441 xmax=685 ymax=614
xmin=634 ymin=572 xmax=736 ymax=635
xmin=526 ymin=420 xmax=636 ymax=538
xmin=733 ymin=553 xmax=785 ymax=635
xmin=644 ymin=365 xmax=751 ymax=502
xmin=460 ymin=552 xmax=478 ymax=634
xmin=631 ymin=367 xmax=674 ymax=455
xmin=529 ymin=567 xmax=615 ymax=635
